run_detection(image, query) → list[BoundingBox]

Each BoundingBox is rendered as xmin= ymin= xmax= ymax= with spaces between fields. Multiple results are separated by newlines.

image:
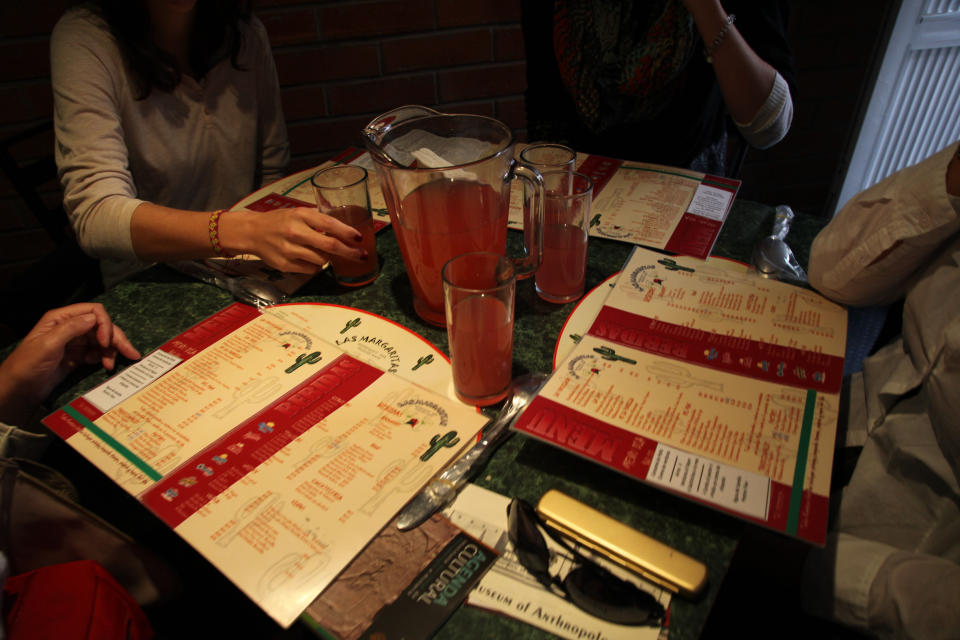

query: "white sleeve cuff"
xmin=734 ymin=71 xmax=793 ymax=150
xmin=802 ymin=532 xmax=896 ymax=631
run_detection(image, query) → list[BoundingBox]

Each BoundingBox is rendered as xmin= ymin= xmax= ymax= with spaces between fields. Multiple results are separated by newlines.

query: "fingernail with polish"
xmin=354 ymin=233 xmax=363 ymax=243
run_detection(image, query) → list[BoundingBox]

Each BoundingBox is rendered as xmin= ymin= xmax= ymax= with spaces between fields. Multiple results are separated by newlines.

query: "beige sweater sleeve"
xmin=51 ymin=9 xmax=144 ymax=260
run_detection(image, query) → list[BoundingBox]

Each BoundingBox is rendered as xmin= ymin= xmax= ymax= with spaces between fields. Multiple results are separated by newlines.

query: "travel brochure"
xmin=42 ymin=302 xmax=489 ymax=627
xmin=514 ymin=246 xmax=847 ymax=545
xmin=447 ymin=484 xmax=671 ymax=640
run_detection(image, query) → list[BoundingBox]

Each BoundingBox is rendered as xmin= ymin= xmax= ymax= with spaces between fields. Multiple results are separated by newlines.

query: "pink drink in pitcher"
xmin=394 ymin=180 xmax=508 ymax=326
xmin=362 ymin=106 xmax=545 ymax=326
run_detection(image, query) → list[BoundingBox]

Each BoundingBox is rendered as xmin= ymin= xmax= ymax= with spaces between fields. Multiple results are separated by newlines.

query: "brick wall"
xmin=260 ymin=0 xmax=526 ymax=172
xmin=0 ymin=0 xmax=891 ymax=303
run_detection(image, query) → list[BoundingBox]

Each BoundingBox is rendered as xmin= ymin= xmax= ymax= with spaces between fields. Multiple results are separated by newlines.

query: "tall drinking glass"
xmin=519 ymin=142 xmax=576 ymax=173
xmin=536 ymin=171 xmax=593 ymax=304
xmin=520 ymin=143 xmax=576 ymax=272
xmin=442 ymin=252 xmax=516 ymax=406
xmin=311 ymin=165 xmax=379 ymax=287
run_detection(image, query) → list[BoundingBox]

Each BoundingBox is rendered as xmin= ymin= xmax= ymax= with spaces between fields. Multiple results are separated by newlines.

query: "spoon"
xmin=752 ymin=205 xmax=808 ymax=283
xmin=395 ymin=372 xmax=548 ymax=530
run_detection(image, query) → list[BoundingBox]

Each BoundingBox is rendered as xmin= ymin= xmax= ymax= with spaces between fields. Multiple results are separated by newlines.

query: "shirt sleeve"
xmin=51 ymin=10 xmax=143 ymax=261
xmin=250 ymin=17 xmax=290 ymax=188
xmin=808 ymin=142 xmax=960 ymax=307
xmin=733 ymin=71 xmax=793 ymax=149
xmin=729 ymin=1 xmax=796 ymax=150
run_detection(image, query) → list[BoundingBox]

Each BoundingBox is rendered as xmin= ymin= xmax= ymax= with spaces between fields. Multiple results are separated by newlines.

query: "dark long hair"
xmin=84 ymin=0 xmax=252 ymax=99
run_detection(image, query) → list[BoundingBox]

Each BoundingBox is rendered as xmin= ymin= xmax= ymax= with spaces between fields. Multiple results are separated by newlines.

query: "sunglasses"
xmin=507 ymin=497 xmax=666 ymax=626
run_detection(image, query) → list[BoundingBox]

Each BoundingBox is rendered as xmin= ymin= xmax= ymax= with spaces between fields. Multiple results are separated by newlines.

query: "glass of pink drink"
xmin=519 ymin=143 xmax=576 ymax=275
xmin=536 ymin=171 xmax=593 ymax=304
xmin=311 ymin=165 xmax=379 ymax=287
xmin=442 ymin=252 xmax=516 ymax=406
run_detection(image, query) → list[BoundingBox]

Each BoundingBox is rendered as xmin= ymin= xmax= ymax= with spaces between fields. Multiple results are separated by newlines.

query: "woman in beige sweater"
xmin=52 ymin=0 xmax=366 ymax=288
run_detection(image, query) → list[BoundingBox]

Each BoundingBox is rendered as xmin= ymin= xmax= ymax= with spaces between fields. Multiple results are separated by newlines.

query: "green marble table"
xmin=47 ymin=200 xmax=827 ymax=640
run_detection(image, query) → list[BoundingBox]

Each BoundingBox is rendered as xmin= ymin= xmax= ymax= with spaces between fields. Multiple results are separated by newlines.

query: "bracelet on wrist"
xmin=208 ymin=209 xmax=232 ymax=257
xmin=704 ymin=13 xmax=736 ymax=64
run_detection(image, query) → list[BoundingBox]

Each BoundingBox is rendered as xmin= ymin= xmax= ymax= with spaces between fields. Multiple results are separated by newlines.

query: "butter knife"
xmin=170 ymin=260 xmax=287 ymax=309
xmin=395 ymin=372 xmax=548 ymax=531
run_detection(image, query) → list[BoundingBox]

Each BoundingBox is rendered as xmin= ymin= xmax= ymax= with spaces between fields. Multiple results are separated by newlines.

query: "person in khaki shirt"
xmin=803 ymin=142 xmax=960 ymax=639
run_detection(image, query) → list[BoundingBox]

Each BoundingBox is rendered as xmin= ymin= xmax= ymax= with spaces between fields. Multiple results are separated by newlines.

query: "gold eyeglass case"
xmin=535 ymin=489 xmax=708 ymax=598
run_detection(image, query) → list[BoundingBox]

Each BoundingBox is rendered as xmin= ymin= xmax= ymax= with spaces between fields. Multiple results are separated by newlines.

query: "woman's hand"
xmin=0 ymin=303 xmax=141 ymax=425
xmin=223 ymin=207 xmax=368 ymax=274
xmin=130 ymin=203 xmax=367 ymax=275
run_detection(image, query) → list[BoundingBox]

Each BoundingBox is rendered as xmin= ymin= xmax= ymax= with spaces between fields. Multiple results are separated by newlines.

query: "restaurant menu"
xmin=509 ymin=149 xmax=740 ymax=259
xmin=513 ymin=247 xmax=847 ymax=545
xmin=42 ymin=302 xmax=489 ymax=627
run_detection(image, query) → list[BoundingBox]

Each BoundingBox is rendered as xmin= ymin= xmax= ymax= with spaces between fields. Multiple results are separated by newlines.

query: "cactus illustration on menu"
xmin=593 ymin=345 xmax=638 ymax=364
xmin=340 ymin=318 xmax=361 ymax=334
xmin=412 ymin=353 xmax=434 ymax=371
xmin=420 ymin=431 xmax=460 ymax=461
xmin=658 ymin=258 xmax=695 ymax=273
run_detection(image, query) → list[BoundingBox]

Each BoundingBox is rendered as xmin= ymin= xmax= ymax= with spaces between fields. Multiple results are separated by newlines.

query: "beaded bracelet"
xmin=704 ymin=13 xmax=736 ymax=64
xmin=208 ymin=209 xmax=229 ymax=256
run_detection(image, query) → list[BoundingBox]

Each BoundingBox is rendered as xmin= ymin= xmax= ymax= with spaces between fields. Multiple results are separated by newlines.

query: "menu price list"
xmin=513 ymin=248 xmax=845 ymax=545
xmin=43 ymin=302 xmax=488 ymax=626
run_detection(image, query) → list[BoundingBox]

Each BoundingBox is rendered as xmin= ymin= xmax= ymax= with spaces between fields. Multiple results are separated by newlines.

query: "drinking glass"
xmin=311 ymin=165 xmax=379 ymax=287
xmin=536 ymin=171 xmax=593 ymax=304
xmin=442 ymin=252 xmax=516 ymax=406
xmin=520 ymin=143 xmax=576 ymax=272
xmin=519 ymin=142 xmax=576 ymax=173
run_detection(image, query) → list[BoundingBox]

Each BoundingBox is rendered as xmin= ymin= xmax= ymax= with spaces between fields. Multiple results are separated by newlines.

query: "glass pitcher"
xmin=363 ymin=105 xmax=544 ymax=327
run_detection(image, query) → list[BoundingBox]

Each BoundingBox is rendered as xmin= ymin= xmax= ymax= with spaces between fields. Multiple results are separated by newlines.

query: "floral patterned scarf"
xmin=553 ymin=0 xmax=696 ymax=134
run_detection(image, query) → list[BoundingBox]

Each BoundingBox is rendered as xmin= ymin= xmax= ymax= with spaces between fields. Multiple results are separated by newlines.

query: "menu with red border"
xmin=512 ymin=247 xmax=846 ymax=545
xmin=42 ymin=302 xmax=488 ymax=627
xmin=508 ymin=151 xmax=740 ymax=260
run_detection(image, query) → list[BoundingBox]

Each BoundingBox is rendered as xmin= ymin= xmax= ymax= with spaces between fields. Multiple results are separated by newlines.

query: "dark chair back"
xmin=0 ymin=120 xmax=103 ymax=344
xmin=0 ymin=121 xmax=73 ymax=245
